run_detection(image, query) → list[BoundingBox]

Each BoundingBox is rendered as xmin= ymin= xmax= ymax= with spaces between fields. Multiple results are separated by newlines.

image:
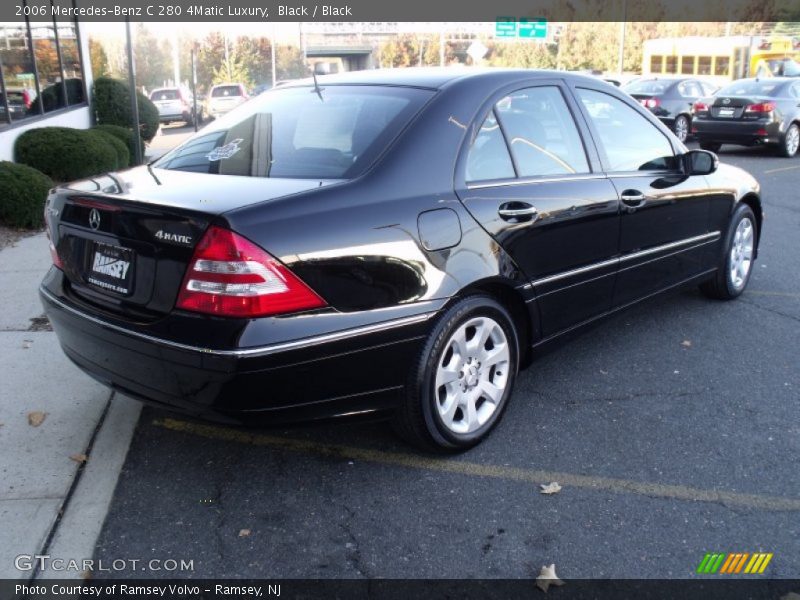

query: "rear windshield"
xmin=211 ymin=85 xmax=243 ymax=97
xmin=151 ymin=89 xmax=180 ymax=101
xmin=623 ymin=79 xmax=673 ymax=95
xmin=154 ymin=85 xmax=434 ymax=179
xmin=717 ymin=81 xmax=782 ymax=97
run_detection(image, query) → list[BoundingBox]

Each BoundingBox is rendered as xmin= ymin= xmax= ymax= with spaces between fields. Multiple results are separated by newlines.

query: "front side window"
xmin=465 ymin=110 xmax=515 ymax=183
xmin=495 ymin=86 xmax=589 ymax=178
xmin=577 ymin=88 xmax=677 ymax=173
xmin=155 ymin=85 xmax=433 ymax=179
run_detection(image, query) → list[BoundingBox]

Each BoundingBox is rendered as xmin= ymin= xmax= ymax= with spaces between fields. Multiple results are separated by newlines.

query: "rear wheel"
xmin=700 ymin=203 xmax=756 ymax=300
xmin=700 ymin=141 xmax=722 ymax=152
xmin=779 ymin=123 xmax=799 ymax=157
xmin=392 ymin=295 xmax=519 ymax=452
xmin=673 ymin=114 xmax=690 ymax=143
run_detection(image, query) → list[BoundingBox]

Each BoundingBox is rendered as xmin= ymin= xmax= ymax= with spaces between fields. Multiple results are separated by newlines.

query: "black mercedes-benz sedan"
xmin=623 ymin=77 xmax=718 ymax=143
xmin=40 ymin=68 xmax=762 ymax=451
xmin=693 ymin=77 xmax=800 ymax=156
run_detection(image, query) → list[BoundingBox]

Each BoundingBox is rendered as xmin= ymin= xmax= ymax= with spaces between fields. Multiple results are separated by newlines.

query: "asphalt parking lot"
xmin=94 ymin=142 xmax=800 ymax=580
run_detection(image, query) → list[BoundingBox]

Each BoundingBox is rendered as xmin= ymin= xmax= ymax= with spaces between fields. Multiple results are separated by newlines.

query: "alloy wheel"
xmin=674 ymin=116 xmax=689 ymax=142
xmin=729 ymin=217 xmax=754 ymax=291
xmin=786 ymin=125 xmax=799 ymax=156
xmin=434 ymin=316 xmax=510 ymax=435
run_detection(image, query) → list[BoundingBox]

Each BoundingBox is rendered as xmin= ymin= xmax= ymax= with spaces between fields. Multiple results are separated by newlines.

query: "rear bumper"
xmin=694 ymin=119 xmax=783 ymax=145
xmin=158 ymin=111 xmax=191 ymax=123
xmin=40 ymin=269 xmax=437 ymax=424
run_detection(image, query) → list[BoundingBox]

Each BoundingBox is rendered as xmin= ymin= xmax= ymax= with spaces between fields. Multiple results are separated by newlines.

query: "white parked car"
xmin=206 ymin=83 xmax=249 ymax=119
xmin=149 ymin=87 xmax=202 ymax=126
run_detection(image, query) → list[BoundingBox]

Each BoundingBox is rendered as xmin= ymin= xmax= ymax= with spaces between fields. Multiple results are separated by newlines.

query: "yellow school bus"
xmin=643 ymin=36 xmax=800 ymax=83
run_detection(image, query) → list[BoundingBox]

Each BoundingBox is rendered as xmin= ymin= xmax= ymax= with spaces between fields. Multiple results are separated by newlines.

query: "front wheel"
xmin=392 ymin=295 xmax=519 ymax=452
xmin=779 ymin=123 xmax=799 ymax=157
xmin=673 ymin=114 xmax=690 ymax=143
xmin=700 ymin=203 xmax=757 ymax=300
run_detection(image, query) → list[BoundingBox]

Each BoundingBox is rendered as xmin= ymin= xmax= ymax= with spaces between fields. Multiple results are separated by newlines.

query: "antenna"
xmin=312 ymin=70 xmax=324 ymax=102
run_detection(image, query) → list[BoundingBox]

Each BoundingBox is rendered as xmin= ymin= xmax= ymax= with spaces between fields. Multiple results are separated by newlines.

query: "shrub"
xmin=93 ymin=124 xmax=142 ymax=166
xmin=14 ymin=127 xmax=121 ymax=182
xmin=93 ymin=77 xmax=159 ymax=143
xmin=90 ymin=129 xmax=130 ymax=169
xmin=26 ymin=79 xmax=85 ymax=115
xmin=0 ymin=161 xmax=53 ymax=229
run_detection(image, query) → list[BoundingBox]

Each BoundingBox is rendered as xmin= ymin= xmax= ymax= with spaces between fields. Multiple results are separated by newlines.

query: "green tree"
xmin=488 ymin=41 xmax=557 ymax=69
xmin=275 ymin=45 xmax=307 ymax=80
xmin=133 ymin=24 xmax=171 ymax=90
xmin=235 ymin=36 xmax=273 ymax=86
xmin=212 ymin=46 xmax=254 ymax=89
xmin=90 ymin=39 xmax=110 ymax=80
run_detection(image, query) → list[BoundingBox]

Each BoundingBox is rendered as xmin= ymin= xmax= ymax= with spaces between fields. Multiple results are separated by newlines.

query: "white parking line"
xmin=764 ymin=164 xmax=800 ymax=174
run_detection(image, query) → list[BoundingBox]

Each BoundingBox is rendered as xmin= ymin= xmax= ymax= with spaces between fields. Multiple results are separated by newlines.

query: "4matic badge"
xmin=155 ymin=230 xmax=193 ymax=245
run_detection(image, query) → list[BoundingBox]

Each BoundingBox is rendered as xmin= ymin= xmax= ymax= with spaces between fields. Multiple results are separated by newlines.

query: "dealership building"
xmin=0 ymin=16 xmax=93 ymax=160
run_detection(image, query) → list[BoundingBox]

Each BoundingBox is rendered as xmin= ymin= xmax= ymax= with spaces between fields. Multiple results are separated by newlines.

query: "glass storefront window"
xmin=0 ymin=22 xmax=40 ymax=120
xmin=0 ymin=12 xmax=85 ymax=126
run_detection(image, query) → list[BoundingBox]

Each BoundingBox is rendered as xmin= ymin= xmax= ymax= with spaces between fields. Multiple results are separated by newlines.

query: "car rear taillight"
xmin=694 ymin=101 xmax=709 ymax=112
xmin=745 ymin=102 xmax=775 ymax=113
xmin=176 ymin=226 xmax=326 ymax=318
xmin=44 ymin=201 xmax=63 ymax=269
xmin=641 ymin=98 xmax=660 ymax=109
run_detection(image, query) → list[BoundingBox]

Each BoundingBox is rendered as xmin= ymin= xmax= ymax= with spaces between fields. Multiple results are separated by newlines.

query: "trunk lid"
xmin=49 ymin=167 xmax=339 ymax=319
xmin=709 ymin=96 xmax=768 ymax=120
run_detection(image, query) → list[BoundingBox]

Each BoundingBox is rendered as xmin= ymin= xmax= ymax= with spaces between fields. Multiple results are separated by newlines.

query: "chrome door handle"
xmin=498 ymin=204 xmax=538 ymax=221
xmin=620 ymin=191 xmax=646 ymax=208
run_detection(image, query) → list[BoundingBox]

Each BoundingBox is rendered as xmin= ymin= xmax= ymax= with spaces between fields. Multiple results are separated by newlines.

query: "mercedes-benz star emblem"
xmin=88 ymin=208 xmax=101 ymax=230
xmin=722 ymin=98 xmax=731 ymax=104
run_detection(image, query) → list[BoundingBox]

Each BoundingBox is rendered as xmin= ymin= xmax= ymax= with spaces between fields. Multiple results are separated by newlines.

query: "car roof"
xmin=281 ymin=67 xmax=606 ymax=90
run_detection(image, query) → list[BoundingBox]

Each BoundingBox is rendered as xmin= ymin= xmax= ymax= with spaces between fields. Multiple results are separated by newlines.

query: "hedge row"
xmin=0 ymin=161 xmax=53 ymax=229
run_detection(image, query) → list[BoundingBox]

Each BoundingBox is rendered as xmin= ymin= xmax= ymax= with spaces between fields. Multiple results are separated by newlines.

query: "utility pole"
xmin=617 ymin=0 xmax=628 ymax=75
xmin=271 ymin=22 xmax=277 ymax=85
xmin=125 ymin=18 xmax=142 ymax=165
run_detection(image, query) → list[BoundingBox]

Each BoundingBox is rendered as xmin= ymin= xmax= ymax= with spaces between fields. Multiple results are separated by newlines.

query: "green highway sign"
xmin=495 ymin=17 xmax=518 ymax=38
xmin=518 ymin=18 xmax=547 ymax=39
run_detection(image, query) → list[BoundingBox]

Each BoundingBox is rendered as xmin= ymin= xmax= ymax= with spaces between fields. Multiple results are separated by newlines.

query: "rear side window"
xmin=717 ymin=81 xmax=780 ymax=97
xmin=155 ymin=85 xmax=433 ymax=179
xmin=212 ymin=85 xmax=243 ymax=97
xmin=577 ymin=88 xmax=677 ymax=172
xmin=465 ymin=111 xmax=515 ymax=183
xmin=151 ymin=89 xmax=179 ymax=101
xmin=496 ymin=86 xmax=589 ymax=177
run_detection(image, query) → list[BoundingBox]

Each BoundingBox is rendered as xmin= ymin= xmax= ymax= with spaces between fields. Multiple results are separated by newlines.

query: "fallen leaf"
xmin=681 ymin=340 xmax=692 ymax=348
xmin=540 ymin=482 xmax=562 ymax=495
xmin=238 ymin=529 xmax=251 ymax=537
xmin=28 ymin=411 xmax=47 ymax=427
xmin=70 ymin=453 xmax=88 ymax=464
xmin=22 ymin=340 xmax=32 ymax=349
xmin=536 ymin=563 xmax=565 ymax=593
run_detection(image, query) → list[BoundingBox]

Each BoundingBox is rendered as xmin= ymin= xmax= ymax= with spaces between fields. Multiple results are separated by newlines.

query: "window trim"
xmin=0 ymin=0 xmax=88 ymax=129
xmin=455 ymin=79 xmax=602 ymax=190
xmin=570 ymin=84 xmax=683 ymax=177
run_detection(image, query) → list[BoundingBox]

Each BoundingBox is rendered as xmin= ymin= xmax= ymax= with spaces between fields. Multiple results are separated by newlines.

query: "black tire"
xmin=700 ymin=141 xmax=722 ymax=152
xmin=673 ymin=114 xmax=690 ymax=143
xmin=391 ymin=295 xmax=519 ymax=452
xmin=700 ymin=203 xmax=757 ymax=300
xmin=778 ymin=123 xmax=799 ymax=157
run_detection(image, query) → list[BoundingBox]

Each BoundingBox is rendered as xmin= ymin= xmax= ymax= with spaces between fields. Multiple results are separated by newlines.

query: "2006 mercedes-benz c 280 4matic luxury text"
xmin=40 ymin=69 xmax=762 ymax=451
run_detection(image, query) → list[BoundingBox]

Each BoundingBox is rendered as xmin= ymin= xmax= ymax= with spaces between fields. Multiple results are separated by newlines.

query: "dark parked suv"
xmin=624 ymin=77 xmax=718 ymax=142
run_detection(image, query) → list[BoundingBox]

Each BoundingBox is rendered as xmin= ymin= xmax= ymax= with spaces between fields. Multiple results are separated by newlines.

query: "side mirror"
xmin=684 ymin=149 xmax=718 ymax=175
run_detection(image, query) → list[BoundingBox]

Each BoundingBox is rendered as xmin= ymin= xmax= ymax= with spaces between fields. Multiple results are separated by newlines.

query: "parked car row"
xmin=618 ymin=74 xmax=800 ymax=157
xmin=149 ymin=82 xmax=250 ymax=127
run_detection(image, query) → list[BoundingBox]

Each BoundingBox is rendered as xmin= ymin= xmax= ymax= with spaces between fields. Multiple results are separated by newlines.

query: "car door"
xmin=572 ymin=85 xmax=715 ymax=307
xmin=455 ymin=82 xmax=621 ymax=338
